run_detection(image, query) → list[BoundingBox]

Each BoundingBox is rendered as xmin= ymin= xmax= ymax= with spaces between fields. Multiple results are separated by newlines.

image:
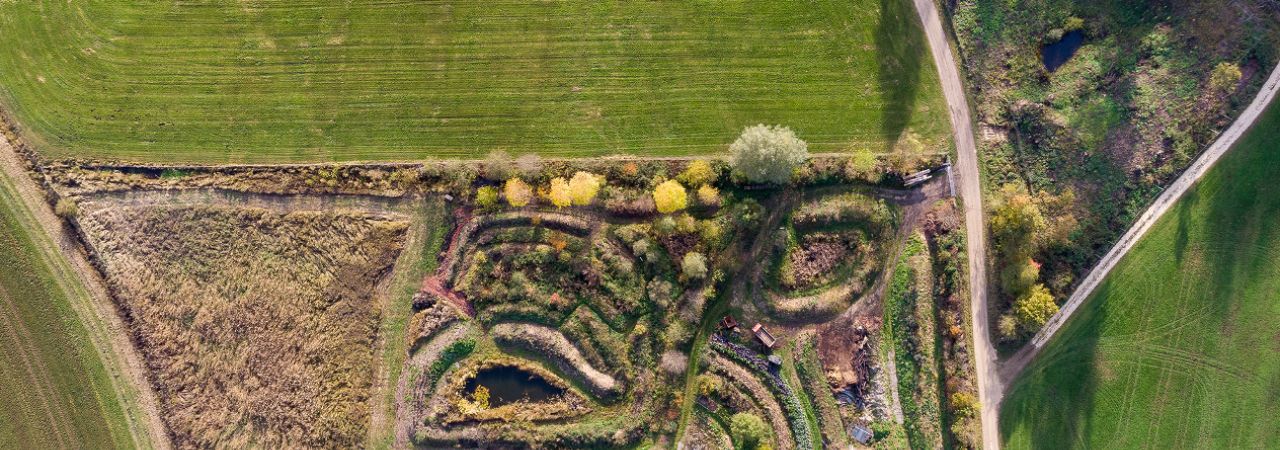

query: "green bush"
xmin=1014 ymin=284 xmax=1058 ymax=333
xmin=729 ymin=124 xmax=809 ymax=185
xmin=1209 ymin=62 xmax=1243 ymax=94
xmin=54 ymin=198 xmax=79 ymax=219
xmin=681 ymin=252 xmax=708 ymax=280
xmin=475 ymin=186 xmax=499 ymax=208
xmin=1063 ymin=16 xmax=1085 ymax=32
xmin=695 ymin=184 xmax=721 ymax=208
xmin=653 ymin=180 xmax=688 ymax=214
xmin=730 ymin=412 xmax=770 ymax=450
xmin=999 ymin=258 xmax=1040 ymax=298
xmin=950 ymin=392 xmax=980 ymax=418
xmin=678 ymin=160 xmax=717 ymax=186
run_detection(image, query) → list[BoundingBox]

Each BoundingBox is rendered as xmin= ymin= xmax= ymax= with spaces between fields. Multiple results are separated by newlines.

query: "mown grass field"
xmin=0 ymin=170 xmax=134 ymax=448
xmin=1000 ymin=100 xmax=1280 ymax=448
xmin=0 ymin=0 xmax=947 ymax=163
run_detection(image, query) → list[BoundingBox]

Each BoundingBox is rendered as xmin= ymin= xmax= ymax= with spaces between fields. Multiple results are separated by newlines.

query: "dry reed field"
xmin=0 ymin=1 xmax=947 ymax=162
xmin=77 ymin=204 xmax=407 ymax=449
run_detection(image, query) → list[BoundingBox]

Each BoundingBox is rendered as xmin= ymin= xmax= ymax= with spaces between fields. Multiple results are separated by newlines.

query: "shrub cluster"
xmin=428 ymin=339 xmax=476 ymax=386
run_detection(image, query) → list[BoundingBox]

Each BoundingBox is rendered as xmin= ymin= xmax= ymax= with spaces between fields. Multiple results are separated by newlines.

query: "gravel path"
xmin=910 ymin=0 xmax=999 ymax=447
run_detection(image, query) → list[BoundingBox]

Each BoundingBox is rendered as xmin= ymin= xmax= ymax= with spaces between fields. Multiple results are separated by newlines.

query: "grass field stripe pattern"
xmin=0 ymin=166 xmax=143 ymax=449
xmin=0 ymin=1 xmax=947 ymax=163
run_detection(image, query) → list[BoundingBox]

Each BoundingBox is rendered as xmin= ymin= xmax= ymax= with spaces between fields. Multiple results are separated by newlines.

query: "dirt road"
xmin=1003 ymin=61 xmax=1280 ymax=382
xmin=0 ymin=139 xmax=171 ymax=449
xmin=910 ymin=0 xmax=1001 ymax=448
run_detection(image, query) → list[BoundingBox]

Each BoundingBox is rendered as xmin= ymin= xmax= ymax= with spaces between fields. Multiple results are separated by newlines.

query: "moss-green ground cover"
xmin=1000 ymin=100 xmax=1280 ymax=448
xmin=0 ymin=172 xmax=134 ymax=449
xmin=0 ymin=0 xmax=947 ymax=163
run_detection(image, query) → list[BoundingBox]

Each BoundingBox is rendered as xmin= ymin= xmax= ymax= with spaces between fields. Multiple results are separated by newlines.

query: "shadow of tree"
xmin=875 ymin=0 xmax=926 ymax=149
xmin=999 ymin=282 xmax=1105 ymax=449
xmin=1195 ymin=109 xmax=1280 ymax=319
xmin=1172 ymin=188 xmax=1197 ymax=262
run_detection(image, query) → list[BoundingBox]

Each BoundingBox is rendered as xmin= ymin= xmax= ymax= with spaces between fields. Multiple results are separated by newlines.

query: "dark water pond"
xmin=1042 ymin=30 xmax=1085 ymax=72
xmin=464 ymin=365 xmax=565 ymax=406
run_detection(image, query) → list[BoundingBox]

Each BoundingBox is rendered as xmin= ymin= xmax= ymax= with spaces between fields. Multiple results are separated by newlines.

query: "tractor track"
xmin=0 ymin=137 xmax=171 ymax=449
xmin=0 ymin=284 xmax=78 ymax=449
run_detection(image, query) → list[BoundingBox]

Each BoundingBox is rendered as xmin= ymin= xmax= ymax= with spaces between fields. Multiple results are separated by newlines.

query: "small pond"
xmin=464 ymin=365 xmax=565 ymax=406
xmin=1042 ymin=30 xmax=1085 ymax=72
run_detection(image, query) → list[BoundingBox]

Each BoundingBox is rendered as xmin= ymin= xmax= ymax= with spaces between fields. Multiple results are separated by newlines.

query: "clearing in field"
xmin=75 ymin=201 xmax=408 ymax=449
xmin=0 ymin=0 xmax=947 ymax=162
xmin=999 ymin=100 xmax=1280 ymax=447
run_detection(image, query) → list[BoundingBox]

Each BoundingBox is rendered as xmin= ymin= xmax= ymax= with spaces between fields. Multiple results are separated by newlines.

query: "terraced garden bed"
xmin=764 ymin=190 xmax=898 ymax=323
xmin=20 ymin=148 xmax=957 ymax=448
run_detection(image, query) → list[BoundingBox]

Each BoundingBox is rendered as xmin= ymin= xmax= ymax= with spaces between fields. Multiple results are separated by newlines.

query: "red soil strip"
xmin=420 ymin=207 xmax=474 ymax=316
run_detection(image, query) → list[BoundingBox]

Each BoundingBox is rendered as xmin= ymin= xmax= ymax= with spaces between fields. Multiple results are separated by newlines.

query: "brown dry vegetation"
xmin=76 ymin=205 xmax=407 ymax=449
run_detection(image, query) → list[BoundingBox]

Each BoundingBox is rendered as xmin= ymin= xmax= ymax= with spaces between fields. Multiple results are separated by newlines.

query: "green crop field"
xmin=999 ymin=99 xmax=1280 ymax=448
xmin=0 ymin=172 xmax=136 ymax=448
xmin=0 ymin=0 xmax=947 ymax=163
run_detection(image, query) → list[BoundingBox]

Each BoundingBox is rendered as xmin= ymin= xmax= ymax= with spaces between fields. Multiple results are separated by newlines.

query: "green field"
xmin=0 ymin=0 xmax=947 ymax=163
xmin=0 ymin=170 xmax=137 ymax=448
xmin=999 ymin=99 xmax=1280 ymax=448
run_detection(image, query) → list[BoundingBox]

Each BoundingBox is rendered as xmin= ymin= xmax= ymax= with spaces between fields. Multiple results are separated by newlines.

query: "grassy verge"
xmin=676 ymin=285 xmax=732 ymax=440
xmin=883 ymin=234 xmax=943 ymax=449
xmin=370 ymin=198 xmax=450 ymax=449
xmin=0 ymin=172 xmax=135 ymax=448
xmin=0 ymin=0 xmax=947 ymax=162
xmin=999 ymin=98 xmax=1280 ymax=447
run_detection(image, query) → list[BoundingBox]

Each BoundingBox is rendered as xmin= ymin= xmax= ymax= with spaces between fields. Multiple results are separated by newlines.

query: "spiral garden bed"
xmin=763 ymin=190 xmax=898 ymax=323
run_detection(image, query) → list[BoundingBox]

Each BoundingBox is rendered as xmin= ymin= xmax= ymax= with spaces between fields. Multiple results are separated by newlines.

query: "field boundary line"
xmin=1006 ymin=61 xmax=1280 ymax=380
xmin=42 ymin=152 xmax=952 ymax=170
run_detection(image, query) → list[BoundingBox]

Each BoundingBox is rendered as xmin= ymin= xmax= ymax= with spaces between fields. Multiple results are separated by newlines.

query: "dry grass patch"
xmin=77 ymin=204 xmax=407 ymax=449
